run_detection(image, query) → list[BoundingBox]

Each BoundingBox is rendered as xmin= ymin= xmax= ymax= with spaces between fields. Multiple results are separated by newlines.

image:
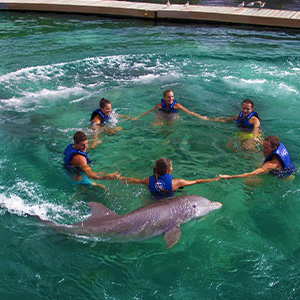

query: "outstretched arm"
xmin=219 ymin=161 xmax=279 ymax=179
xmin=134 ymin=105 xmax=159 ymax=121
xmin=72 ymin=155 xmax=120 ymax=181
xmin=172 ymin=176 xmax=220 ymax=191
xmin=81 ymin=165 xmax=121 ymax=181
xmin=205 ymin=115 xmax=237 ymax=122
xmin=117 ymin=114 xmax=135 ymax=121
xmin=176 ymin=103 xmax=209 ymax=120
xmin=119 ymin=176 xmax=149 ymax=186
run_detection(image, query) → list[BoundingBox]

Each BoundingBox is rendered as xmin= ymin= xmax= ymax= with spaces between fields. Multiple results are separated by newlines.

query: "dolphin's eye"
xmin=192 ymin=204 xmax=197 ymax=208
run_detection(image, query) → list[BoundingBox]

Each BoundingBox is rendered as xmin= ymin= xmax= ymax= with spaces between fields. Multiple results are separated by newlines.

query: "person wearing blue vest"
xmin=91 ymin=98 xmax=133 ymax=125
xmin=133 ymin=90 xmax=208 ymax=126
xmin=219 ymin=135 xmax=295 ymax=181
xmin=64 ymin=131 xmax=120 ymax=188
xmin=204 ymin=99 xmax=261 ymax=150
xmin=90 ymin=98 xmax=133 ymax=149
xmin=119 ymin=158 xmax=220 ymax=198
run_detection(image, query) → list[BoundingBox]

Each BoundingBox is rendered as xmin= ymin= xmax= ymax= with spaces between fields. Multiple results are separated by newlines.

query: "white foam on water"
xmin=0 ymin=84 xmax=88 ymax=112
xmin=0 ymin=179 xmax=88 ymax=223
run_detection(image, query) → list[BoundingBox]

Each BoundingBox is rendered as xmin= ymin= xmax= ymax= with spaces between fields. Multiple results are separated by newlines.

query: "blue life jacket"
xmin=236 ymin=111 xmax=259 ymax=132
xmin=158 ymin=99 xmax=178 ymax=113
xmin=148 ymin=174 xmax=174 ymax=197
xmin=64 ymin=144 xmax=91 ymax=171
xmin=264 ymin=142 xmax=295 ymax=178
xmin=91 ymin=108 xmax=111 ymax=124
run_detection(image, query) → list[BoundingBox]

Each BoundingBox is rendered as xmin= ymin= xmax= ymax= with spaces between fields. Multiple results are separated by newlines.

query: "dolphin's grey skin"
xmin=49 ymin=195 xmax=222 ymax=248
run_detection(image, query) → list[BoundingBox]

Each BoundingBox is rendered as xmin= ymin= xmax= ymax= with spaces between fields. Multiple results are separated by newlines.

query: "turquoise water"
xmin=1 ymin=11 xmax=300 ymax=299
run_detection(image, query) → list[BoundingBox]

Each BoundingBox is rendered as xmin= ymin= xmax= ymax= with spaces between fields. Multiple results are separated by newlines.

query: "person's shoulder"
xmin=91 ymin=115 xmax=101 ymax=124
xmin=71 ymin=153 xmax=87 ymax=166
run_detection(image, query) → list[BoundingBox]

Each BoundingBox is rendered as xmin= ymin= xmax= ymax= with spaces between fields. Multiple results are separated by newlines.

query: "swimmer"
xmin=90 ymin=97 xmax=134 ymax=148
xmin=64 ymin=131 xmax=120 ymax=189
xmin=119 ymin=157 xmax=220 ymax=198
xmin=204 ymin=99 xmax=261 ymax=150
xmin=219 ymin=135 xmax=295 ymax=182
xmin=133 ymin=89 xmax=208 ymax=126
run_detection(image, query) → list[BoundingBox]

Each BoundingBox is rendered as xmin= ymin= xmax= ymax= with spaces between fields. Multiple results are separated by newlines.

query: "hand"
xmin=253 ymin=137 xmax=263 ymax=145
xmin=200 ymin=116 xmax=209 ymax=121
xmin=219 ymin=174 xmax=231 ymax=179
xmin=110 ymin=172 xmax=121 ymax=179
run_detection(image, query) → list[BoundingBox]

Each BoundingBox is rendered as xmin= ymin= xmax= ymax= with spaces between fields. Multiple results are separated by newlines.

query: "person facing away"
xmin=204 ymin=99 xmax=261 ymax=149
xmin=219 ymin=135 xmax=295 ymax=181
xmin=119 ymin=157 xmax=220 ymax=198
xmin=64 ymin=131 xmax=120 ymax=188
xmin=133 ymin=89 xmax=208 ymax=125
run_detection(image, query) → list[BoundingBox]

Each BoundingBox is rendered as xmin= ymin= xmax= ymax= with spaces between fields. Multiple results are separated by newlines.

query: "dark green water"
xmin=1 ymin=11 xmax=300 ymax=299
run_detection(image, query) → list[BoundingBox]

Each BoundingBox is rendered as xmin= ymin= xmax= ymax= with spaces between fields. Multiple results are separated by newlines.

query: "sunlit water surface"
xmin=1 ymin=11 xmax=300 ymax=300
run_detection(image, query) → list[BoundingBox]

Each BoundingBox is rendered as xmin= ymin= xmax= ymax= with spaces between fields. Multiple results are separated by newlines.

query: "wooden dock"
xmin=1 ymin=0 xmax=300 ymax=28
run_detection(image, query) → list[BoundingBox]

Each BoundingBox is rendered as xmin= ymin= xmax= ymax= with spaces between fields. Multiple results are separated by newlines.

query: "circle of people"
xmin=63 ymin=89 xmax=295 ymax=197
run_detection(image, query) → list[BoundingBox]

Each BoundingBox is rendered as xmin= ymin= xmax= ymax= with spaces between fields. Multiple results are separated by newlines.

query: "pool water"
xmin=1 ymin=11 xmax=300 ymax=299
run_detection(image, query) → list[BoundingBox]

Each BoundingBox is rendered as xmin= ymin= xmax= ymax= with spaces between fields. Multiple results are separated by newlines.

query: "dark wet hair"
xmin=153 ymin=158 xmax=172 ymax=194
xmin=242 ymin=99 xmax=254 ymax=108
xmin=264 ymin=135 xmax=280 ymax=148
xmin=99 ymin=97 xmax=111 ymax=108
xmin=73 ymin=131 xmax=87 ymax=144
xmin=163 ymin=89 xmax=173 ymax=98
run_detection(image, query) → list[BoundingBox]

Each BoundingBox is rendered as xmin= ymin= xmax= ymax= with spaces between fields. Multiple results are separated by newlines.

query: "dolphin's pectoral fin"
xmin=163 ymin=225 xmax=181 ymax=249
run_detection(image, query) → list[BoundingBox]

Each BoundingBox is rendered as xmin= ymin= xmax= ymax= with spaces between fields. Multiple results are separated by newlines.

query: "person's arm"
xmin=172 ymin=176 xmax=220 ymax=191
xmin=250 ymin=116 xmax=260 ymax=140
xmin=175 ymin=103 xmax=209 ymax=120
xmin=72 ymin=155 xmax=120 ymax=180
xmin=117 ymin=114 xmax=135 ymax=121
xmin=119 ymin=176 xmax=149 ymax=186
xmin=134 ymin=104 xmax=159 ymax=120
xmin=219 ymin=160 xmax=280 ymax=179
xmin=205 ymin=115 xmax=238 ymax=122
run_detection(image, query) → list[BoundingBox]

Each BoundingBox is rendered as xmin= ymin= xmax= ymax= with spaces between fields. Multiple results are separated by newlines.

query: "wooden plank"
xmin=1 ymin=1 xmax=300 ymax=28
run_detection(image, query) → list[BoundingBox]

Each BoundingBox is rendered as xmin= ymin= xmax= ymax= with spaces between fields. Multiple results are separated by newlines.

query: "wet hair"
xmin=73 ymin=131 xmax=87 ymax=144
xmin=99 ymin=97 xmax=111 ymax=108
xmin=264 ymin=135 xmax=280 ymax=148
xmin=163 ymin=89 xmax=173 ymax=98
xmin=242 ymin=99 xmax=254 ymax=108
xmin=153 ymin=158 xmax=172 ymax=194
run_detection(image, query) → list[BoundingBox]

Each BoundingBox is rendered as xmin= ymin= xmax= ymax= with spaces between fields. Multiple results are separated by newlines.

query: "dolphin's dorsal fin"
xmin=87 ymin=202 xmax=118 ymax=221
xmin=163 ymin=225 xmax=181 ymax=249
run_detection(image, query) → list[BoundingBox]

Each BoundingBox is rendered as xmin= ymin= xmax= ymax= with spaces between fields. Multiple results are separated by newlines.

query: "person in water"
xmin=90 ymin=97 xmax=133 ymax=148
xmin=119 ymin=157 xmax=220 ymax=198
xmin=133 ymin=89 xmax=208 ymax=126
xmin=64 ymin=131 xmax=120 ymax=189
xmin=219 ymin=135 xmax=295 ymax=181
xmin=91 ymin=97 xmax=133 ymax=125
xmin=204 ymin=99 xmax=261 ymax=150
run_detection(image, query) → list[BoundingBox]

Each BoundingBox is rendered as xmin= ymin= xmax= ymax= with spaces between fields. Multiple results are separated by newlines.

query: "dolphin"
xmin=44 ymin=195 xmax=222 ymax=248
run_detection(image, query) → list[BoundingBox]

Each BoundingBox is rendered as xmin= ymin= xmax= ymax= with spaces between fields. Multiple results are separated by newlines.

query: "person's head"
xmin=241 ymin=99 xmax=254 ymax=117
xmin=73 ymin=131 xmax=88 ymax=153
xmin=99 ymin=98 xmax=112 ymax=116
xmin=153 ymin=158 xmax=173 ymax=178
xmin=263 ymin=135 xmax=279 ymax=157
xmin=163 ymin=89 xmax=174 ymax=105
